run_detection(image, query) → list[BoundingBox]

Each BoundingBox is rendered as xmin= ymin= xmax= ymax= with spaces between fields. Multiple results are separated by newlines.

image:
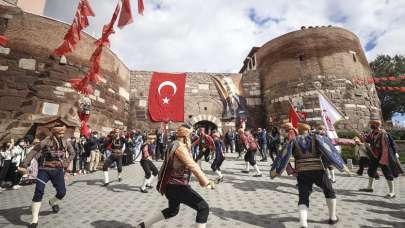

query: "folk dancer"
xmin=140 ymin=136 xmax=159 ymax=193
xmin=193 ymin=128 xmax=215 ymax=168
xmin=19 ymin=125 xmax=75 ymax=228
xmin=103 ymin=129 xmax=126 ymax=186
xmin=240 ymin=129 xmax=262 ymax=177
xmin=359 ymin=118 xmax=403 ymax=198
xmin=137 ymin=125 xmax=215 ymax=228
xmin=272 ymin=123 xmax=344 ymax=228
xmin=211 ymin=132 xmax=225 ymax=183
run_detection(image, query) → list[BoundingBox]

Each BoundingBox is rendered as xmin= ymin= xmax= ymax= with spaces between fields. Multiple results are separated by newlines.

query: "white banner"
xmin=318 ymin=92 xmax=344 ymax=140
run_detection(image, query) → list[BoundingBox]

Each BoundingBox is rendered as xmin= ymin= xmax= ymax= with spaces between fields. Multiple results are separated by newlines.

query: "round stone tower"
xmin=256 ymin=26 xmax=381 ymax=130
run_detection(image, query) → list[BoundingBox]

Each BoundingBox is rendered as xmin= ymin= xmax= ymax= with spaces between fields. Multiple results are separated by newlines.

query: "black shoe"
xmin=140 ymin=188 xmax=148 ymax=193
xmin=241 ymin=170 xmax=249 ymax=173
xmin=103 ymin=183 xmax=109 ymax=187
xmin=260 ymin=159 xmax=267 ymax=162
xmin=384 ymin=193 xmax=396 ymax=199
xmin=215 ymin=177 xmax=224 ymax=184
xmin=49 ymin=200 xmax=60 ymax=213
xmin=28 ymin=223 xmax=37 ymax=228
xmin=359 ymin=188 xmax=373 ymax=192
xmin=253 ymin=173 xmax=263 ymax=177
xmin=375 ymin=176 xmax=380 ymax=180
xmin=137 ymin=222 xmax=145 ymax=228
xmin=146 ymin=184 xmax=153 ymax=189
xmin=328 ymin=216 xmax=339 ymax=225
xmin=118 ymin=178 xmax=122 ymax=182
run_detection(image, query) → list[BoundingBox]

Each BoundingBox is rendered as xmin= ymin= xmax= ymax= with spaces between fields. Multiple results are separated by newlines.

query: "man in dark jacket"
xmin=87 ymin=131 xmax=100 ymax=172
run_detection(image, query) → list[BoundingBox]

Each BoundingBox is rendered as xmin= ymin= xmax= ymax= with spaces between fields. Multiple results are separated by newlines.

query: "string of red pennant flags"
xmin=53 ymin=0 xmax=95 ymax=56
xmin=51 ymin=0 xmax=144 ymax=136
xmin=351 ymin=75 xmax=405 ymax=93
xmin=352 ymin=75 xmax=405 ymax=85
xmin=68 ymin=0 xmax=143 ymax=95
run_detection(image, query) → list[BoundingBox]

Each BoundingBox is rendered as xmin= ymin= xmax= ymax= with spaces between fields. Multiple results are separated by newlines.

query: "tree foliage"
xmin=369 ymin=55 xmax=405 ymax=121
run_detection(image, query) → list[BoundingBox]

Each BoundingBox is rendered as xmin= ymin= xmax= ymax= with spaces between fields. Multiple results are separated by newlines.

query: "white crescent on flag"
xmin=158 ymin=81 xmax=177 ymax=96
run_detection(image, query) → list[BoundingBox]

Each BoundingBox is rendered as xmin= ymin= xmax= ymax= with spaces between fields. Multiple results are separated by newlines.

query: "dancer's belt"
xmin=43 ymin=160 xmax=64 ymax=168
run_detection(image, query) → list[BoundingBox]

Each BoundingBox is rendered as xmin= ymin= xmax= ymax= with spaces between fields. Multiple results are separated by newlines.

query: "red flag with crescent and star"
xmin=148 ymin=72 xmax=186 ymax=122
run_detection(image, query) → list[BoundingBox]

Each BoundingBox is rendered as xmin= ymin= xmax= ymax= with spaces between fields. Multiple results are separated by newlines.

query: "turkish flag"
xmin=148 ymin=72 xmax=186 ymax=122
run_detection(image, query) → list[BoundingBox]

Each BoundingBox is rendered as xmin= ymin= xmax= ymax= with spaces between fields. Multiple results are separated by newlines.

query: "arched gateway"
xmin=189 ymin=114 xmax=222 ymax=134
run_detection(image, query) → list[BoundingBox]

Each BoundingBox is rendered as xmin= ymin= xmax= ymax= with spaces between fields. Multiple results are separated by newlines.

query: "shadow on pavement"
xmin=210 ymin=207 xmax=291 ymax=228
xmin=0 ymin=206 xmax=53 ymax=226
xmin=68 ymin=179 xmax=142 ymax=193
xmin=344 ymin=199 xmax=405 ymax=228
xmin=90 ymin=220 xmax=133 ymax=228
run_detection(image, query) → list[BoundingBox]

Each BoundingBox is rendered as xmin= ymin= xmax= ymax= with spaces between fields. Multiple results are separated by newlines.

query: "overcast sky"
xmin=44 ymin=0 xmax=405 ymax=73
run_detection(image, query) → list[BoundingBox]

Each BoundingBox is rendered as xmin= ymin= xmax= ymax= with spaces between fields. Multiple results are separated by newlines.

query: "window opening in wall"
xmin=204 ymin=107 xmax=208 ymax=111
xmin=352 ymin=53 xmax=357 ymax=62
xmin=299 ymin=54 xmax=304 ymax=62
xmin=188 ymin=115 xmax=193 ymax=119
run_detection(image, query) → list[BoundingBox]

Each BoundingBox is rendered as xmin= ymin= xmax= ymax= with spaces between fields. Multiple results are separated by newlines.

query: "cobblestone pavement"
xmin=0 ymin=154 xmax=404 ymax=228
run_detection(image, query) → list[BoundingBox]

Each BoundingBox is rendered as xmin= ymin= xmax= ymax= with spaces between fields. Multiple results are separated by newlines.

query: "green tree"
xmin=369 ymin=55 xmax=405 ymax=121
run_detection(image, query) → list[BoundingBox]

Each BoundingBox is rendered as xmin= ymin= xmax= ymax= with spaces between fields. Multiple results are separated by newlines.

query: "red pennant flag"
xmin=69 ymin=77 xmax=93 ymax=95
xmin=288 ymin=105 xmax=306 ymax=128
xmin=80 ymin=0 xmax=95 ymax=17
xmin=148 ymin=72 xmax=186 ymax=122
xmin=96 ymin=3 xmax=120 ymax=47
xmin=0 ymin=35 xmax=8 ymax=46
xmin=118 ymin=0 xmax=134 ymax=29
xmin=138 ymin=0 xmax=144 ymax=15
xmin=53 ymin=0 xmax=95 ymax=56
xmin=53 ymin=40 xmax=73 ymax=56
xmin=80 ymin=121 xmax=91 ymax=138
xmin=400 ymin=88 xmax=405 ymax=92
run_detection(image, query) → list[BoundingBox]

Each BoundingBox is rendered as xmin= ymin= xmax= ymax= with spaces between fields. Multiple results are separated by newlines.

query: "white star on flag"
xmin=162 ymin=97 xmax=170 ymax=104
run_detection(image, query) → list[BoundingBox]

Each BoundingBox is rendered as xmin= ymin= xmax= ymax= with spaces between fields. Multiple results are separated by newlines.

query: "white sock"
xmin=31 ymin=202 xmax=41 ymax=224
xmin=143 ymin=212 xmax=165 ymax=227
xmin=387 ymin=180 xmax=395 ymax=195
xmin=149 ymin=175 xmax=155 ymax=185
xmin=298 ymin=204 xmax=308 ymax=228
xmin=49 ymin=196 xmax=60 ymax=206
xmin=245 ymin=162 xmax=250 ymax=171
xmin=215 ymin=170 xmax=223 ymax=178
xmin=196 ymin=223 xmax=206 ymax=228
xmin=326 ymin=169 xmax=331 ymax=179
xmin=104 ymin=171 xmax=109 ymax=184
xmin=141 ymin=178 xmax=149 ymax=190
xmin=330 ymin=169 xmax=335 ymax=181
xmin=326 ymin=198 xmax=337 ymax=221
xmin=253 ymin=165 xmax=261 ymax=174
xmin=367 ymin=177 xmax=374 ymax=189
xmin=118 ymin=172 xmax=122 ymax=179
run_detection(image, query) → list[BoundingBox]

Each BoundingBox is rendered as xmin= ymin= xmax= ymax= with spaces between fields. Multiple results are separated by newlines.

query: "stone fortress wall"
xmin=0 ymin=5 xmax=130 ymax=141
xmin=241 ymin=26 xmax=381 ymax=130
xmin=0 ymin=2 xmax=382 ymax=141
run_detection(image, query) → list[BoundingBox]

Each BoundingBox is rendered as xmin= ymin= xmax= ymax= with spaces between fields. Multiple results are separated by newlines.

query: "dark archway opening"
xmin=194 ymin=121 xmax=217 ymax=135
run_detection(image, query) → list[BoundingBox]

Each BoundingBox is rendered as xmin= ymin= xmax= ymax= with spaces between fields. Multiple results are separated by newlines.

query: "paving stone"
xmin=0 ymin=154 xmax=404 ymax=228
